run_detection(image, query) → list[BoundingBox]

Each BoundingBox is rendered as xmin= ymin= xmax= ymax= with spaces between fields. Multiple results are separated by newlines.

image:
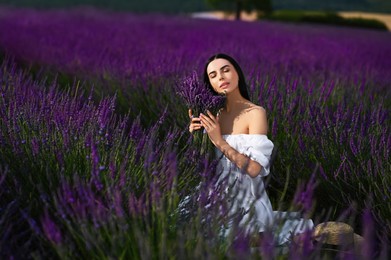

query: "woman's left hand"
xmin=199 ymin=110 xmax=223 ymax=146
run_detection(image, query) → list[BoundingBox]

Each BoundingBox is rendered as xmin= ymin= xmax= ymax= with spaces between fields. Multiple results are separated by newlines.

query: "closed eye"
xmin=209 ymin=72 xmax=217 ymax=78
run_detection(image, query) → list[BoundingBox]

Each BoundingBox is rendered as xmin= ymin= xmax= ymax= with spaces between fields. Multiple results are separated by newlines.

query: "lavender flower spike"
xmin=175 ymin=71 xmax=226 ymax=116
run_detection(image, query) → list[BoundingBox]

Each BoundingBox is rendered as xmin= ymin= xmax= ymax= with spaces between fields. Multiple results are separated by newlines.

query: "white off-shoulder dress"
xmin=216 ymin=134 xmax=314 ymax=245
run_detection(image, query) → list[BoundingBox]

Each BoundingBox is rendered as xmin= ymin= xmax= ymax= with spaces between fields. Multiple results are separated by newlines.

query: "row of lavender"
xmin=1 ymin=59 xmax=237 ymax=258
xmin=0 ymin=58 xmax=351 ymax=259
xmin=1 ymin=7 xmax=391 ymax=88
xmin=2 ymin=54 xmax=387 ymax=259
xmin=0 ymin=6 xmax=390 ymax=258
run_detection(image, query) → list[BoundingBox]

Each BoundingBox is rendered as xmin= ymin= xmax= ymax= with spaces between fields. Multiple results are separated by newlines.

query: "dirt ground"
xmin=192 ymin=11 xmax=391 ymax=30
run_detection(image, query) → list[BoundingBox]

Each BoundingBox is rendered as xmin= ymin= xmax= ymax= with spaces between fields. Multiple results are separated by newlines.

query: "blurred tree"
xmin=206 ymin=0 xmax=273 ymax=20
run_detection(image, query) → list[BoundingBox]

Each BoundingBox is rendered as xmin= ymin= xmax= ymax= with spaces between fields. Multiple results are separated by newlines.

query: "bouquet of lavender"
xmin=176 ymin=71 xmax=226 ymax=155
xmin=175 ymin=71 xmax=226 ymax=117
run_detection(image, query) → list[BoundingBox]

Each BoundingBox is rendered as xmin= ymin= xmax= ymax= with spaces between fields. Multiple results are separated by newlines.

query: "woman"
xmin=188 ymin=53 xmax=313 ymax=245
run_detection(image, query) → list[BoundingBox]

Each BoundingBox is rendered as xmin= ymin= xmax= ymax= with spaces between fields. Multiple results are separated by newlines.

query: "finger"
xmin=200 ymin=121 xmax=208 ymax=131
xmin=200 ymin=118 xmax=211 ymax=130
xmin=201 ymin=114 xmax=215 ymax=128
xmin=206 ymin=110 xmax=216 ymax=121
xmin=200 ymin=113 xmax=211 ymax=122
xmin=188 ymin=109 xmax=193 ymax=119
xmin=191 ymin=118 xmax=201 ymax=125
xmin=199 ymin=115 xmax=209 ymax=127
xmin=189 ymin=125 xmax=202 ymax=133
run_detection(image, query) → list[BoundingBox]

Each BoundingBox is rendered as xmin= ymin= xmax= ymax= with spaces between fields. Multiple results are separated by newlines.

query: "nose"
xmin=219 ymin=73 xmax=224 ymax=80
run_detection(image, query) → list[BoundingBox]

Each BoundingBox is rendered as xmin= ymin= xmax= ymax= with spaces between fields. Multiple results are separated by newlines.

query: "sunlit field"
xmin=0 ymin=7 xmax=390 ymax=259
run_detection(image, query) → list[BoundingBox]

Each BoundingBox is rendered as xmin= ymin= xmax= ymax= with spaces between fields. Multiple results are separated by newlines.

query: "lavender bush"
xmin=0 ymin=6 xmax=390 ymax=258
xmin=0 ymin=58 xmax=319 ymax=258
xmin=0 ymin=58 xmax=223 ymax=258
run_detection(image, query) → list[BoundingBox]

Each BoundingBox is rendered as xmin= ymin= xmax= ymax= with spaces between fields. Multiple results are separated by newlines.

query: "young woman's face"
xmin=206 ymin=58 xmax=239 ymax=95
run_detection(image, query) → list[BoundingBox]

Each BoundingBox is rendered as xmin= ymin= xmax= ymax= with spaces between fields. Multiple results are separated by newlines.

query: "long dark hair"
xmin=203 ymin=53 xmax=250 ymax=101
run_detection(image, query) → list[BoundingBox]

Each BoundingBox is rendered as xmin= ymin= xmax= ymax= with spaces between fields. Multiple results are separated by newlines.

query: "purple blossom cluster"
xmin=0 ymin=7 xmax=390 ymax=90
xmin=175 ymin=71 xmax=226 ymax=115
xmin=0 ymin=6 xmax=390 ymax=259
xmin=0 ymin=58 xmax=212 ymax=258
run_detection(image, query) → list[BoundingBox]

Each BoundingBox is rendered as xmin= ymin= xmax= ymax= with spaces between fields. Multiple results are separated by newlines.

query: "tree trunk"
xmin=235 ymin=0 xmax=242 ymax=20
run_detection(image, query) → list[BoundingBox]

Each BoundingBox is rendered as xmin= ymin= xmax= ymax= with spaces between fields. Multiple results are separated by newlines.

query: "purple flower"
xmin=31 ymin=137 xmax=40 ymax=155
xmin=175 ymin=71 xmax=226 ymax=115
xmin=362 ymin=208 xmax=375 ymax=259
xmin=41 ymin=211 xmax=62 ymax=244
xmin=293 ymin=171 xmax=317 ymax=215
xmin=230 ymin=231 xmax=251 ymax=257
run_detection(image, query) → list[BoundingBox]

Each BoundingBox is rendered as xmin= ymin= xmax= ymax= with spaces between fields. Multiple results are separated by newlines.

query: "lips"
xmin=219 ymin=82 xmax=229 ymax=89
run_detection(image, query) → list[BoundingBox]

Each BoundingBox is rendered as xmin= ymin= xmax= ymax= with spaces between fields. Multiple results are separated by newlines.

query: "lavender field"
xmin=0 ymin=7 xmax=390 ymax=259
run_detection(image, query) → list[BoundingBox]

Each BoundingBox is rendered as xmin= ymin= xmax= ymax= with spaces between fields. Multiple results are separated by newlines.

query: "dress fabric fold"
xmin=216 ymin=134 xmax=313 ymax=245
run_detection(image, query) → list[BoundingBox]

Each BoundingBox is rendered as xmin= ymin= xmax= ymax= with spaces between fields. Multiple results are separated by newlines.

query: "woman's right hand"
xmin=188 ymin=109 xmax=202 ymax=133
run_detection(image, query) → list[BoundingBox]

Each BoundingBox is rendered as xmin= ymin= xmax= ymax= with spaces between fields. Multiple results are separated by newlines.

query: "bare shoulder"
xmin=245 ymin=103 xmax=268 ymax=134
xmin=245 ymin=103 xmax=267 ymax=118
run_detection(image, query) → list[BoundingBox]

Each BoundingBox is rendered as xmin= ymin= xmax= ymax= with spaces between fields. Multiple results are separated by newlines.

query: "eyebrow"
xmin=208 ymin=64 xmax=231 ymax=76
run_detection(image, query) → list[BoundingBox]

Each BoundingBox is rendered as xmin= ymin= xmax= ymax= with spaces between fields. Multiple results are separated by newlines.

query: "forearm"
xmin=216 ymin=140 xmax=262 ymax=178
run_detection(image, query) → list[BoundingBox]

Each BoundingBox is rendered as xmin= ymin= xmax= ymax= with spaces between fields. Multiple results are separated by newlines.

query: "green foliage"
xmin=206 ymin=0 xmax=273 ymax=19
xmin=1 ymin=0 xmax=391 ymax=14
xmin=0 ymin=0 xmax=210 ymax=13
xmin=0 ymin=0 xmax=201 ymax=13
xmin=264 ymin=10 xmax=388 ymax=30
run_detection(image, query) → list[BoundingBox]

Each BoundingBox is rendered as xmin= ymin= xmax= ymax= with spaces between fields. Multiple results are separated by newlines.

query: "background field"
xmin=0 ymin=4 xmax=390 ymax=259
xmin=0 ymin=0 xmax=391 ymax=13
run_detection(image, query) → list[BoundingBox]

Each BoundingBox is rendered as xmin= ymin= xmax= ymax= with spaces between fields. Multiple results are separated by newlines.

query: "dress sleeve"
xmin=240 ymin=135 xmax=274 ymax=177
